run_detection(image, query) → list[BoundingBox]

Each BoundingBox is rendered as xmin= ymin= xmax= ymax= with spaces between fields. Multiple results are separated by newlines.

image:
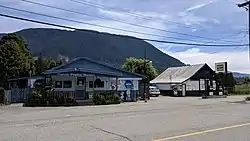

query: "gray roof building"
xmin=150 ymin=64 xmax=205 ymax=84
xmin=150 ymin=64 xmax=224 ymax=97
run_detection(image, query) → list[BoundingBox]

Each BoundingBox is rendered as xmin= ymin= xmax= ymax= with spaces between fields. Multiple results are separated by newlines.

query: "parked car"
xmin=149 ymin=86 xmax=160 ymax=97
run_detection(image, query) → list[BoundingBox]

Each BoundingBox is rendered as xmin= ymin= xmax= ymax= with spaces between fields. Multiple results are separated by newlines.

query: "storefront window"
xmin=63 ymin=81 xmax=72 ymax=88
xmin=94 ymin=79 xmax=104 ymax=88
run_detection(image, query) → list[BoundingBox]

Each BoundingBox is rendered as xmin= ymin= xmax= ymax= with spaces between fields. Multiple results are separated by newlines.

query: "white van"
xmin=149 ymin=86 xmax=160 ymax=97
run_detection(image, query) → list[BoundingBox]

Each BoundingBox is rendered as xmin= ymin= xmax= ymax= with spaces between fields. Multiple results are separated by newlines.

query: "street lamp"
xmin=143 ymin=60 xmax=152 ymax=100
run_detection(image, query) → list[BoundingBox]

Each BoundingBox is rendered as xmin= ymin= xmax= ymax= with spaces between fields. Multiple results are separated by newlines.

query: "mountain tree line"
xmin=0 ymin=33 xmax=63 ymax=88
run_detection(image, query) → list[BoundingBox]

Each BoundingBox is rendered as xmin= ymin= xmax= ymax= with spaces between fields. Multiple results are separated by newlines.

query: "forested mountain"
xmin=0 ymin=28 xmax=184 ymax=71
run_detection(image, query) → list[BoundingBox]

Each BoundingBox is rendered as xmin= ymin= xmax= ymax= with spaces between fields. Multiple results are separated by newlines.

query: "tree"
xmin=244 ymin=77 xmax=250 ymax=84
xmin=34 ymin=56 xmax=63 ymax=75
xmin=1 ymin=33 xmax=35 ymax=76
xmin=121 ymin=57 xmax=158 ymax=83
xmin=217 ymin=72 xmax=236 ymax=93
xmin=0 ymin=34 xmax=35 ymax=87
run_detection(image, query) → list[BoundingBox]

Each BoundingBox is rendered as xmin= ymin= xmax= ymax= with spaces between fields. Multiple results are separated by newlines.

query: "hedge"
xmin=24 ymin=88 xmax=78 ymax=107
xmin=93 ymin=92 xmax=120 ymax=105
xmin=246 ymin=97 xmax=250 ymax=101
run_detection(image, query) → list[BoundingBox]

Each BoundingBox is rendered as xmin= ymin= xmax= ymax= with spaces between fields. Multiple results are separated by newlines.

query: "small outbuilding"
xmin=150 ymin=64 xmax=224 ymax=96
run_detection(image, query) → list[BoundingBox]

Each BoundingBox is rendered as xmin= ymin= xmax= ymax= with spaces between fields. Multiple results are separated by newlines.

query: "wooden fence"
xmin=10 ymin=88 xmax=31 ymax=103
xmin=49 ymin=91 xmax=76 ymax=99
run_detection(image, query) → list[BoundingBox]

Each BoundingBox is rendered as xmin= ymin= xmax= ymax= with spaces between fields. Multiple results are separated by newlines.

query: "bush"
xmin=246 ymin=97 xmax=250 ymax=101
xmin=24 ymin=88 xmax=78 ymax=107
xmin=93 ymin=92 xmax=120 ymax=105
xmin=0 ymin=87 xmax=5 ymax=104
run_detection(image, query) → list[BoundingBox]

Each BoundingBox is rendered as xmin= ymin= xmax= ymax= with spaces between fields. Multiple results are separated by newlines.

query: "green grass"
xmin=228 ymin=84 xmax=250 ymax=95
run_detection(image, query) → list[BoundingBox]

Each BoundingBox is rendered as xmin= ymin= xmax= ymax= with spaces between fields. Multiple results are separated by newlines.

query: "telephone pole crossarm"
xmin=238 ymin=1 xmax=250 ymax=8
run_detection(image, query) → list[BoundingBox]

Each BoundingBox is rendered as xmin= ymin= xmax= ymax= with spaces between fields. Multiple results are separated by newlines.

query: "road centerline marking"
xmin=153 ymin=122 xmax=250 ymax=141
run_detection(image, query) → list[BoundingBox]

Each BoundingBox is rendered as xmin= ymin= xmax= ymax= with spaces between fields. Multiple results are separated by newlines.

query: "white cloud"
xmin=71 ymin=18 xmax=172 ymax=40
xmin=178 ymin=12 xmax=208 ymax=26
xmin=0 ymin=0 xmax=249 ymax=73
xmin=168 ymin=48 xmax=250 ymax=73
xmin=212 ymin=19 xmax=220 ymax=24
xmin=185 ymin=1 xmax=214 ymax=12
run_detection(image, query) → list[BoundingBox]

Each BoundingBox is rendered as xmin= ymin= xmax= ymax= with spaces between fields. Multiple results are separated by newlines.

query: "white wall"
xmin=85 ymin=76 xmax=110 ymax=92
xmin=155 ymin=84 xmax=171 ymax=90
xmin=213 ymin=80 xmax=216 ymax=90
xmin=86 ymin=77 xmax=140 ymax=91
xmin=52 ymin=75 xmax=76 ymax=91
xmin=184 ymin=80 xmax=199 ymax=91
xmin=200 ymin=79 xmax=205 ymax=90
xmin=52 ymin=75 xmax=140 ymax=92
xmin=116 ymin=79 xmax=139 ymax=91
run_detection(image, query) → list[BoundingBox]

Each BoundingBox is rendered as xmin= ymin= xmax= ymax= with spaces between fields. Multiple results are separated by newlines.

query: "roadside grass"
xmin=228 ymin=84 xmax=250 ymax=96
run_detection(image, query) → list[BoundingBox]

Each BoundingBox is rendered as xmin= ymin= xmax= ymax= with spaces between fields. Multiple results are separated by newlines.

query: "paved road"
xmin=0 ymin=96 xmax=250 ymax=141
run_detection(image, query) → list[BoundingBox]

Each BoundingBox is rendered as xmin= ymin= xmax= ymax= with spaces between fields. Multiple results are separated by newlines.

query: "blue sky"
xmin=0 ymin=0 xmax=249 ymax=73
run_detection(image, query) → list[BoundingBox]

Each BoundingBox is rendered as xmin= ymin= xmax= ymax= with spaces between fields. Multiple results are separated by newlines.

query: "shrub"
xmin=246 ymin=97 xmax=250 ymax=101
xmin=0 ymin=87 xmax=5 ymax=104
xmin=24 ymin=88 xmax=77 ymax=107
xmin=93 ymin=92 xmax=120 ymax=105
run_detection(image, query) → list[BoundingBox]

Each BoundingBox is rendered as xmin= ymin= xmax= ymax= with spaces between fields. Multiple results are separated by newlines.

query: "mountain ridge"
xmin=0 ymin=28 xmax=185 ymax=71
xmin=232 ymin=72 xmax=250 ymax=78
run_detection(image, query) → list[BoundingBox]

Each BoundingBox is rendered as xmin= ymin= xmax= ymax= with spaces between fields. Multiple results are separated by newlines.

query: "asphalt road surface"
xmin=0 ymin=96 xmax=250 ymax=141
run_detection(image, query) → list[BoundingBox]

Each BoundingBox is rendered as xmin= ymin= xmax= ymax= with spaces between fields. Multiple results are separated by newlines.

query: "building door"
xmin=182 ymin=84 xmax=186 ymax=96
xmin=75 ymin=77 xmax=86 ymax=100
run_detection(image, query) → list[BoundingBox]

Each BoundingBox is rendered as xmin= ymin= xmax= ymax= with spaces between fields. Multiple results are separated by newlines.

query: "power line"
xmin=2 ymin=5 xmax=244 ymax=44
xmin=178 ymin=32 xmax=249 ymax=60
xmin=72 ymin=0 xmax=237 ymax=34
xmin=0 ymin=13 xmax=78 ymax=30
xmin=0 ymin=13 xmax=249 ymax=47
xmin=142 ymin=38 xmax=248 ymax=46
xmin=21 ymin=0 xmax=245 ymax=44
xmin=0 ymin=5 xmax=200 ymax=41
xmin=180 ymin=46 xmax=247 ymax=60
xmin=237 ymin=0 xmax=250 ymax=61
xmin=70 ymin=0 xmax=238 ymax=43
xmin=22 ymin=0 xmax=225 ymax=43
xmin=68 ymin=0 xmax=194 ymax=29
xmin=168 ymin=31 xmax=247 ymax=53
xmin=21 ymin=0 xmax=201 ymax=41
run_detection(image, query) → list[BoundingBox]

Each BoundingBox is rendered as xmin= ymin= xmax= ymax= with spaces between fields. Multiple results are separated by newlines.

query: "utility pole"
xmin=143 ymin=45 xmax=147 ymax=101
xmin=238 ymin=1 xmax=250 ymax=60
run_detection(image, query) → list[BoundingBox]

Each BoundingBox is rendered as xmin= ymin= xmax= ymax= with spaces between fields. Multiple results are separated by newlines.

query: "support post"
xmin=115 ymin=77 xmax=118 ymax=92
xmin=143 ymin=45 xmax=147 ymax=100
xmin=238 ymin=1 xmax=250 ymax=61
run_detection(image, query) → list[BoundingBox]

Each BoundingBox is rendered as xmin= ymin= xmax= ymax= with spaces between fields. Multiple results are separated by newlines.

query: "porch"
xmin=46 ymin=73 xmax=120 ymax=100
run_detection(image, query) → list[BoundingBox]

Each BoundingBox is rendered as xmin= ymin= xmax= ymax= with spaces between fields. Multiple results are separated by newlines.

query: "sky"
xmin=0 ymin=0 xmax=249 ymax=73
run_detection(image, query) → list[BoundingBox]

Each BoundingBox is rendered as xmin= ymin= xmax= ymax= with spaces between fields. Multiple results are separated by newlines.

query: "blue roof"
xmin=8 ymin=76 xmax=44 ymax=81
xmin=44 ymin=57 xmax=145 ymax=78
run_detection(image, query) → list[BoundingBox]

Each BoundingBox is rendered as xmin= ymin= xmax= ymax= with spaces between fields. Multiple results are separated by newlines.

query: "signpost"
xmin=215 ymin=62 xmax=228 ymax=74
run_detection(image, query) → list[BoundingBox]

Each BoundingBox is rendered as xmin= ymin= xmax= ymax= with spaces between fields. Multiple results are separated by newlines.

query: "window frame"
xmin=94 ymin=78 xmax=104 ymax=88
xmin=63 ymin=81 xmax=72 ymax=88
xmin=77 ymin=78 xmax=85 ymax=86
xmin=55 ymin=81 xmax=63 ymax=88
